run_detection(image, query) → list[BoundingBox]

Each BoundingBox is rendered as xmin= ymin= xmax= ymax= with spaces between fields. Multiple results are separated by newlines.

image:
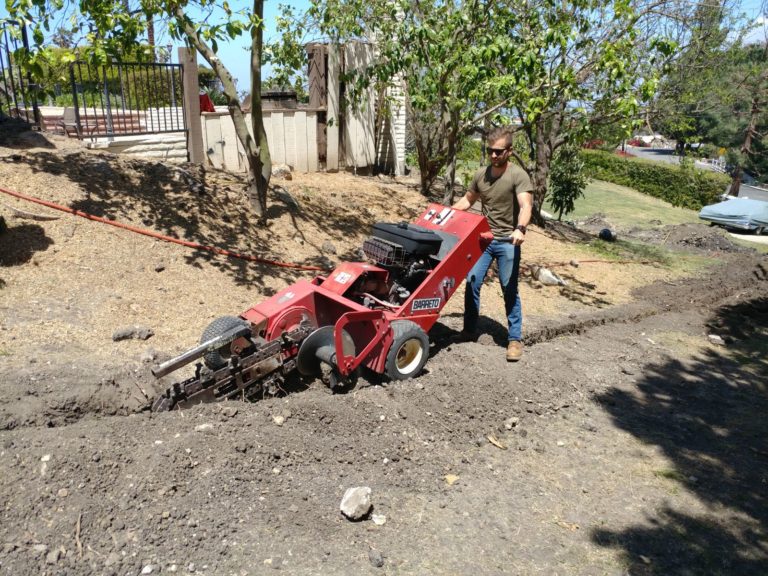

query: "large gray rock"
xmin=340 ymin=486 xmax=372 ymax=520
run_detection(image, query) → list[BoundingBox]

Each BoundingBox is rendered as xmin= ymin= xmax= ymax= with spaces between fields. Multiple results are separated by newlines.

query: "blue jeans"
xmin=464 ymin=241 xmax=522 ymax=342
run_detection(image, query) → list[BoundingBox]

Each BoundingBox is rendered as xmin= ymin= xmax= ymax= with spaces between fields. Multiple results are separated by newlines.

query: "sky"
xmin=1 ymin=0 xmax=765 ymax=89
xmin=192 ymin=0 xmax=768 ymax=88
xmin=215 ymin=0 xmax=313 ymax=90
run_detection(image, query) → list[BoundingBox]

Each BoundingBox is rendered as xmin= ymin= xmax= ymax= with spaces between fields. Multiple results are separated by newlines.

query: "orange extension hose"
xmin=0 ymin=185 xmax=330 ymax=272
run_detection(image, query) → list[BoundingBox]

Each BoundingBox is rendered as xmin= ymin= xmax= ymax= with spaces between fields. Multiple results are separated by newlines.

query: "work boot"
xmin=506 ymin=340 xmax=523 ymax=362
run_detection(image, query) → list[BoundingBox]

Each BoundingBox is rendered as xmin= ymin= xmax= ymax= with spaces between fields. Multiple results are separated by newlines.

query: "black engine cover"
xmin=371 ymin=222 xmax=442 ymax=257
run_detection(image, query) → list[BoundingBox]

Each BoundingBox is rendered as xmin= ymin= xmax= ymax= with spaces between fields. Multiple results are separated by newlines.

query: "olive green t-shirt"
xmin=470 ymin=164 xmax=533 ymax=237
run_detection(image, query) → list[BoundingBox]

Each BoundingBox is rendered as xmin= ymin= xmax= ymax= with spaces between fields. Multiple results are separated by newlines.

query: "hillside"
xmin=0 ymin=121 xmax=766 ymax=575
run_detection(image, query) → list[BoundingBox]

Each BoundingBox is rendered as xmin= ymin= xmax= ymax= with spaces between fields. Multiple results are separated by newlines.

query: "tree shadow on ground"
xmin=15 ymin=152 xmax=381 ymax=291
xmin=592 ymin=296 xmax=768 ymax=575
xmin=0 ymin=118 xmax=56 ymax=150
xmin=0 ymin=222 xmax=53 ymax=266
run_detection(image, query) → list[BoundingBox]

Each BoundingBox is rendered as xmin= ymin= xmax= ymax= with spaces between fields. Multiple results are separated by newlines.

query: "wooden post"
xmin=179 ymin=47 xmax=204 ymax=164
xmin=326 ymin=44 xmax=340 ymax=171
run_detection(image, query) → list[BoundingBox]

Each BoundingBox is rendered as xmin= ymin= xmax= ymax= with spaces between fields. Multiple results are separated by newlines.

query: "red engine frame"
xmin=241 ymin=203 xmax=491 ymax=377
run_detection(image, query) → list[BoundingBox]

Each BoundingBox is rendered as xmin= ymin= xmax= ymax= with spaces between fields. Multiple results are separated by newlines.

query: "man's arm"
xmin=452 ymin=190 xmax=480 ymax=211
xmin=511 ymin=190 xmax=533 ymax=246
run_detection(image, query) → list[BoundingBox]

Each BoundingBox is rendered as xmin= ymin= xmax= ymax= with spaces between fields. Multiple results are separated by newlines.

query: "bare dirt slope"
xmin=0 ymin=121 xmax=766 ymax=575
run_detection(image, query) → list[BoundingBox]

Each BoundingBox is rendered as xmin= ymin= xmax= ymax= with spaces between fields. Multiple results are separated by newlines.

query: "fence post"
xmin=326 ymin=44 xmax=340 ymax=171
xmin=179 ymin=47 xmax=204 ymax=164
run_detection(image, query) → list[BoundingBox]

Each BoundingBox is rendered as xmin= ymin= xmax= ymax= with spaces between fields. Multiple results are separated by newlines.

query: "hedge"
xmin=579 ymin=149 xmax=730 ymax=210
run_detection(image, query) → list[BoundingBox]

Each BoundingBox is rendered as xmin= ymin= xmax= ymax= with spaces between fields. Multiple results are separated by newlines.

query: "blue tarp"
xmin=698 ymin=197 xmax=768 ymax=231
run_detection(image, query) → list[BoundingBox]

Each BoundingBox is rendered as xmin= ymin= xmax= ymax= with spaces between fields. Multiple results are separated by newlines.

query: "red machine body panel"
xmin=382 ymin=204 xmax=490 ymax=333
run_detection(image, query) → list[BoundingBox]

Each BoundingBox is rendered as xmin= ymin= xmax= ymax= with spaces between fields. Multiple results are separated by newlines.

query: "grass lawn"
xmin=545 ymin=179 xmax=702 ymax=229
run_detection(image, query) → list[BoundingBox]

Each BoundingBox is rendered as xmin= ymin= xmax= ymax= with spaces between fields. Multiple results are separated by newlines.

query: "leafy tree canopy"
xmin=271 ymin=0 xmax=675 ymax=211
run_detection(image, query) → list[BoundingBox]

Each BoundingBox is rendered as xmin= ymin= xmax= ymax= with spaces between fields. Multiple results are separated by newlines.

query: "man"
xmin=452 ymin=127 xmax=534 ymax=361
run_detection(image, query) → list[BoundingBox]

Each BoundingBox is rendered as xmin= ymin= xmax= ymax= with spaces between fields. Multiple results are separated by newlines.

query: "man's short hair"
xmin=487 ymin=126 xmax=513 ymax=147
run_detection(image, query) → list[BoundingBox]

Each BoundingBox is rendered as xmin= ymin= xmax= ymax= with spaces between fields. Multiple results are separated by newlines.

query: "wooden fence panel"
xmin=201 ymin=110 xmax=319 ymax=173
xmin=204 ymin=115 xmax=224 ymax=168
xmin=294 ymin=111 xmax=309 ymax=172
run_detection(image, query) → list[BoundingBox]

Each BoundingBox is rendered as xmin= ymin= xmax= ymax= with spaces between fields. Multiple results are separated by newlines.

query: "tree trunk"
xmin=531 ymin=169 xmax=549 ymax=226
xmin=414 ymin=132 xmax=440 ymax=196
xmin=443 ymin=153 xmax=458 ymax=206
xmin=174 ymin=4 xmax=271 ymax=219
xmin=729 ymin=94 xmax=761 ymax=198
xmin=443 ymin=136 xmax=458 ymax=205
xmin=530 ymin=129 xmax=551 ymax=227
xmin=147 ymin=17 xmax=155 ymax=60
xmin=249 ymin=0 xmax=271 ymax=216
xmin=442 ymin=111 xmax=460 ymax=205
xmin=729 ymin=165 xmax=742 ymax=197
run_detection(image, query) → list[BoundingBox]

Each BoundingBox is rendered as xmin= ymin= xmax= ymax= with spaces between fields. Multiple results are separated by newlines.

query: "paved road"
xmin=626 ymin=145 xmax=681 ymax=165
xmin=729 ymin=231 xmax=768 ymax=245
xmin=738 ymin=185 xmax=768 ymax=202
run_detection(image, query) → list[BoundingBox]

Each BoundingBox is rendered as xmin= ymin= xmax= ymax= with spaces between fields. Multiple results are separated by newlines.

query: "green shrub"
xmin=549 ymin=144 xmax=587 ymax=220
xmin=580 ymin=149 xmax=729 ymax=210
xmin=457 ymin=137 xmax=482 ymax=164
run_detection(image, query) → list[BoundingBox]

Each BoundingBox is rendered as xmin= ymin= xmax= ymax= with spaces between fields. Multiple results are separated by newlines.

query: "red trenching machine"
xmin=151 ymin=203 xmax=492 ymax=411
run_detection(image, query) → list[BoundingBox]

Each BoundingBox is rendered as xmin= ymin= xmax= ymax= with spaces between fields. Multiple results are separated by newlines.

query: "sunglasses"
xmin=488 ymin=147 xmax=509 ymax=156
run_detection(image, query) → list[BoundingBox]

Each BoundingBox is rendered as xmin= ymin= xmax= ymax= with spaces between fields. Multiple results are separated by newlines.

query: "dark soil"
xmin=626 ymin=222 xmax=755 ymax=253
xmin=0 ymin=125 xmax=766 ymax=575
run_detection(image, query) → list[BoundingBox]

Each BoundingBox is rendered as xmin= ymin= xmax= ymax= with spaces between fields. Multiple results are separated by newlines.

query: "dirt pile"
xmin=626 ymin=222 xmax=754 ymax=253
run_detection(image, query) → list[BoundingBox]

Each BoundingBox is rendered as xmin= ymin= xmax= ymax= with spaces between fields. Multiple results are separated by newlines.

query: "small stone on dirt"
xmin=340 ymin=486 xmax=372 ymax=520
xmin=371 ymin=513 xmax=387 ymax=526
xmin=321 ymin=241 xmax=337 ymax=255
xmin=504 ymin=416 xmax=520 ymax=430
xmin=194 ymin=423 xmax=214 ymax=433
xmin=140 ymin=348 xmax=158 ymax=363
xmin=220 ymin=406 xmax=238 ymax=419
xmin=272 ymin=415 xmax=285 ymax=426
xmin=112 ymin=326 xmax=155 ymax=341
xmin=368 ymin=549 xmax=385 ymax=568
xmin=271 ymin=163 xmax=293 ymax=180
xmin=708 ymin=334 xmax=726 ymax=346
xmin=45 ymin=548 xmax=62 ymax=564
xmin=57 ymin=488 xmax=69 ymax=497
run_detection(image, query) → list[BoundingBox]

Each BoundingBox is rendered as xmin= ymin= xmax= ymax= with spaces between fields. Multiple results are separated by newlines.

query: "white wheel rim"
xmin=395 ymin=338 xmax=424 ymax=374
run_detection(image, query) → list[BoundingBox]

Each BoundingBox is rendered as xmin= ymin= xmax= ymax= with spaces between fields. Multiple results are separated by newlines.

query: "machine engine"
xmin=360 ymin=222 xmax=444 ymax=305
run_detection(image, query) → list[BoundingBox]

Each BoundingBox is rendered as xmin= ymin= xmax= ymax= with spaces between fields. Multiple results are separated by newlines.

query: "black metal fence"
xmin=0 ymin=22 xmax=41 ymax=128
xmin=67 ymin=60 xmax=185 ymax=139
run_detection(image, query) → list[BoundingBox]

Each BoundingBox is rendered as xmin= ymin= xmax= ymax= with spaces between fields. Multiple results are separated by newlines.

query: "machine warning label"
xmin=334 ymin=272 xmax=352 ymax=284
xmin=277 ymin=291 xmax=296 ymax=304
xmin=411 ymin=298 xmax=441 ymax=312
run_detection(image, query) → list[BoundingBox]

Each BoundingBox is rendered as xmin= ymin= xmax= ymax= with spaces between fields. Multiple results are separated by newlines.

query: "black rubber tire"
xmin=385 ymin=320 xmax=429 ymax=380
xmin=200 ymin=315 xmax=250 ymax=370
